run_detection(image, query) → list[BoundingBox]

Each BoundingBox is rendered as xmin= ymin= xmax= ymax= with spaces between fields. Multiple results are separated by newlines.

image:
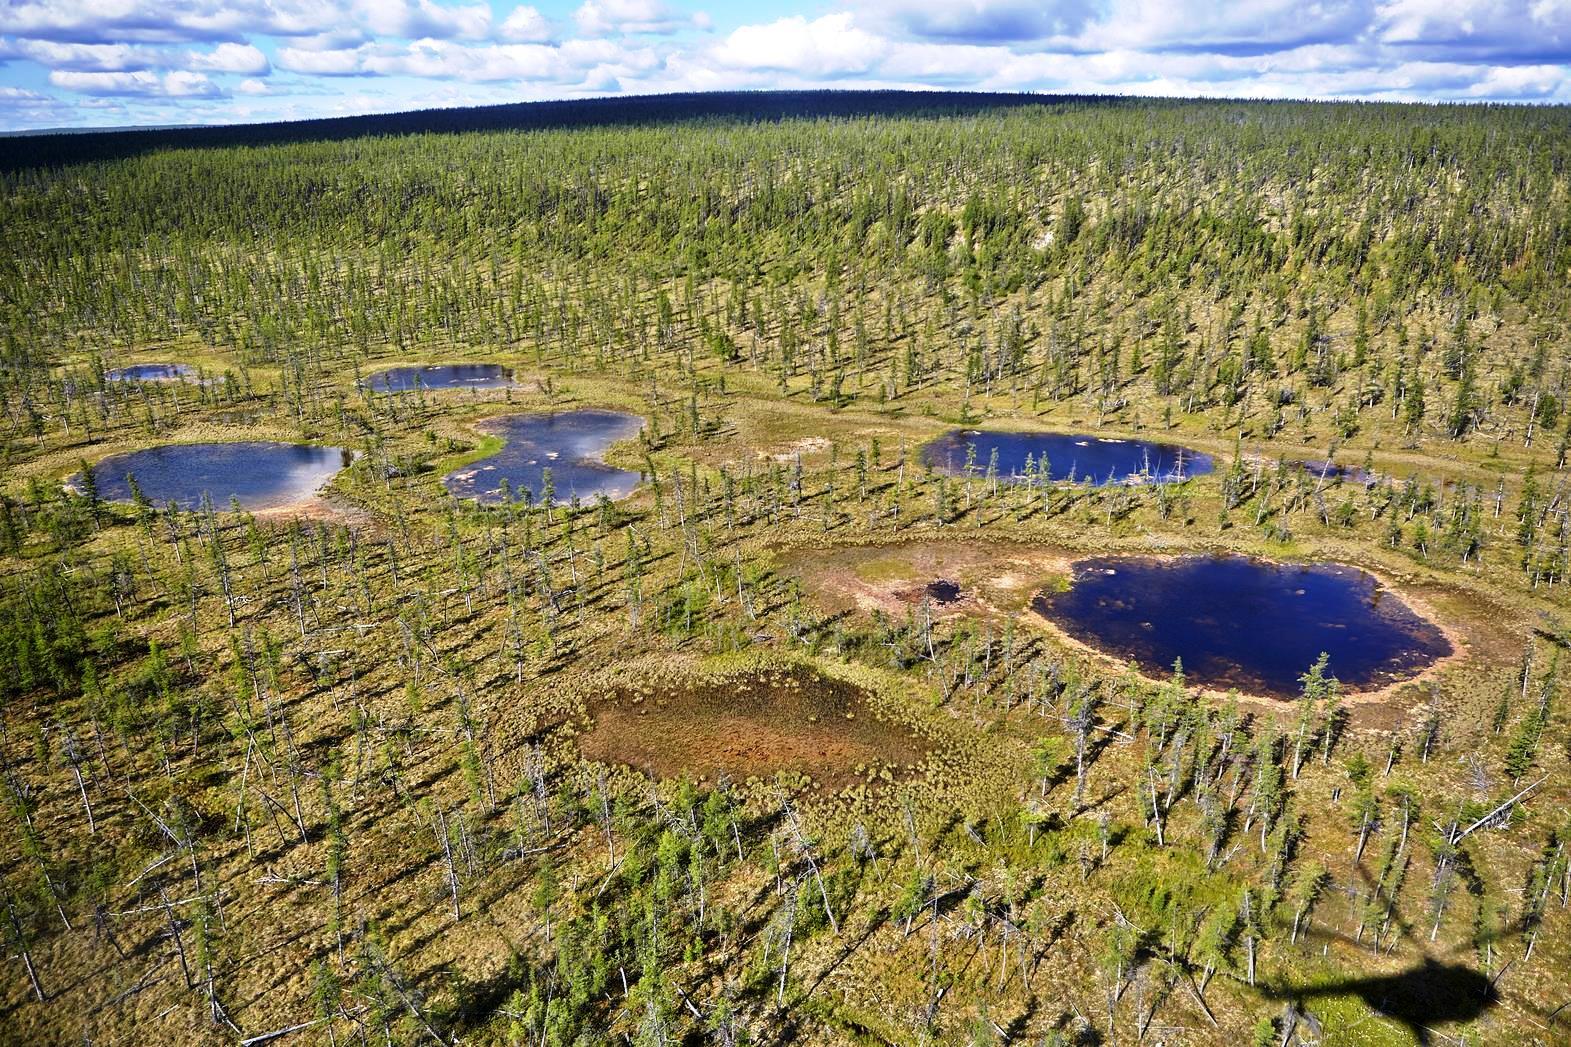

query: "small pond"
xmin=106 ymin=363 xmax=195 ymax=382
xmin=87 ymin=442 xmax=351 ymax=510
xmin=363 ymin=363 xmax=514 ymax=393
xmin=1033 ymin=554 xmax=1451 ymax=697
xmin=924 ymin=430 xmax=1212 ymax=485
xmin=925 ymin=579 xmax=962 ymax=604
xmin=444 ymin=410 xmax=642 ymax=505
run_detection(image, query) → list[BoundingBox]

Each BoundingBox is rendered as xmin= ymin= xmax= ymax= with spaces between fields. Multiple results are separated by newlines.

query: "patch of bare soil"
xmin=255 ymin=492 xmax=379 ymax=530
xmin=577 ymin=665 xmax=928 ymax=789
xmin=779 ymin=539 xmax=1074 ymax=619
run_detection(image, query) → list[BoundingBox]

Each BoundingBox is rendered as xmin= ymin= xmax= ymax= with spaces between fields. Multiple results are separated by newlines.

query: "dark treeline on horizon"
xmin=3 ymin=89 xmax=1074 ymax=171
xmin=7 ymin=88 xmax=1559 ymax=174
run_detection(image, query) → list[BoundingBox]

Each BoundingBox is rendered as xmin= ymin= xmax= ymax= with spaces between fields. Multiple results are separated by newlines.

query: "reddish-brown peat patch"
xmin=577 ymin=665 xmax=929 ymax=789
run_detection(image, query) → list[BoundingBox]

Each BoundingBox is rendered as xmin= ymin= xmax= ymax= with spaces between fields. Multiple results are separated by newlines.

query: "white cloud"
xmin=273 ymin=36 xmax=647 ymax=81
xmin=1091 ymin=0 xmax=1377 ymax=55
xmin=0 ymin=0 xmax=497 ymax=47
xmin=499 ymin=6 xmax=553 ymax=43
xmin=5 ymin=0 xmax=1571 ymax=131
xmin=854 ymin=0 xmax=1571 ymax=63
xmin=284 ymin=29 xmax=371 ymax=51
xmin=164 ymin=68 xmax=221 ymax=94
xmin=0 ymin=84 xmax=78 ymax=128
xmin=1463 ymin=63 xmax=1564 ymax=97
xmin=49 ymin=69 xmax=163 ymax=94
xmin=1 ymin=0 xmax=336 ymax=45
xmin=361 ymin=39 xmax=566 ymax=79
xmin=574 ymin=0 xmax=697 ymax=37
xmin=49 ymin=68 xmax=222 ymax=96
xmin=354 ymin=0 xmax=491 ymax=41
xmin=276 ymin=45 xmax=370 ymax=75
xmin=0 ymin=38 xmax=161 ymax=71
xmin=713 ymin=14 xmax=887 ymax=75
xmin=1376 ymin=0 xmax=1571 ymax=60
xmin=853 ymin=0 xmax=1102 ymax=44
xmin=186 ymin=41 xmax=269 ymax=73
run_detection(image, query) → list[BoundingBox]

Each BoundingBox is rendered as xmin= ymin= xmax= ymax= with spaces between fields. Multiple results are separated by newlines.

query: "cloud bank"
xmin=0 ymin=0 xmax=1566 ymax=130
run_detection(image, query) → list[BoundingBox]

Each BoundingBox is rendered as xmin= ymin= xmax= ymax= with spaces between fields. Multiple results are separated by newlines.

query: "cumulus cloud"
xmin=3 ymin=0 xmax=1571 ymax=130
xmin=285 ymin=29 xmax=372 ymax=51
xmin=852 ymin=0 xmax=1378 ymax=55
xmin=713 ymin=14 xmax=887 ymax=75
xmin=0 ymin=38 xmax=161 ymax=71
xmin=1092 ymin=0 xmax=1378 ymax=56
xmin=1 ymin=0 xmax=333 ymax=45
xmin=186 ymin=41 xmax=270 ymax=73
xmin=50 ymin=68 xmax=222 ymax=96
xmin=360 ymin=39 xmax=568 ymax=79
xmin=854 ymin=0 xmax=1103 ymax=45
xmin=1 ymin=0 xmax=495 ymax=47
xmin=574 ymin=0 xmax=699 ymax=37
xmin=271 ymin=35 xmax=658 ymax=82
xmin=0 ymin=84 xmax=78 ymax=128
xmin=1377 ymin=0 xmax=1571 ymax=61
xmin=276 ymin=45 xmax=369 ymax=75
xmin=499 ymin=6 xmax=554 ymax=44
xmin=354 ymin=0 xmax=490 ymax=41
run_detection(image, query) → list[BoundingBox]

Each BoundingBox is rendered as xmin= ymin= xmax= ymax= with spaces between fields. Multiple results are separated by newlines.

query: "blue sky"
xmin=1 ymin=0 xmax=1568 ymax=130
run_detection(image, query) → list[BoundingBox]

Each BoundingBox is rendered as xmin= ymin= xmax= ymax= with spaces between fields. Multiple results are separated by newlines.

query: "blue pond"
xmin=364 ymin=363 xmax=513 ymax=393
xmin=106 ymin=363 xmax=195 ymax=382
xmin=923 ymin=430 xmax=1212 ymax=485
xmin=1033 ymin=554 xmax=1452 ymax=697
xmin=88 ymin=442 xmax=351 ymax=510
xmin=444 ymin=410 xmax=643 ymax=505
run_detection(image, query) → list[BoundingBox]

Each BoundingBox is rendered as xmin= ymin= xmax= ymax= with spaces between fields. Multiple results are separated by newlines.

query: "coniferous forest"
xmin=1 ymin=91 xmax=1570 ymax=1045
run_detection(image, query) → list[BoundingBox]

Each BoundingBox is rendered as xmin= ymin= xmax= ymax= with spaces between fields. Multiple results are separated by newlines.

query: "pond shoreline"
xmin=1026 ymin=551 xmax=1470 ymax=707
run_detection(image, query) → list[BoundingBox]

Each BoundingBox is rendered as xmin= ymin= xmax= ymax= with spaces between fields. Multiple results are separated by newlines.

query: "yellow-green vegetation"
xmin=0 ymin=93 xmax=1568 ymax=1047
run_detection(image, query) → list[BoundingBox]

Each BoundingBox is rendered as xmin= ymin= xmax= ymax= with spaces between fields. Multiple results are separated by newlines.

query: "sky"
xmin=0 ymin=0 xmax=1568 ymax=131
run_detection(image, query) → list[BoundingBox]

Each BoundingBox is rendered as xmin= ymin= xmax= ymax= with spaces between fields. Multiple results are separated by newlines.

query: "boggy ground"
xmin=485 ymin=652 xmax=963 ymax=799
xmin=775 ymin=538 xmax=1076 ymax=620
xmin=775 ymin=535 xmax=1527 ymax=728
xmin=573 ymin=662 xmax=931 ymax=790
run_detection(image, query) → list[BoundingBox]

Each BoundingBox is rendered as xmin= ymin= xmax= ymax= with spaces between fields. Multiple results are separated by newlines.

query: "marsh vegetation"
xmin=0 ymin=92 xmax=1567 ymax=1046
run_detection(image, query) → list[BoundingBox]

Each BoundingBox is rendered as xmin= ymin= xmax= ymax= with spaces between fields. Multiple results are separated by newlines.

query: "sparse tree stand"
xmin=4 ymin=890 xmax=45 ymax=1002
xmin=0 ymin=94 xmax=1569 ymax=1047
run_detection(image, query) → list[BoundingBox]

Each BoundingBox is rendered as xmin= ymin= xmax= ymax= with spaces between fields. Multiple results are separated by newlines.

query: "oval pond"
xmin=444 ymin=410 xmax=642 ymax=505
xmin=1033 ymin=554 xmax=1452 ymax=697
xmin=106 ymin=363 xmax=196 ymax=382
xmin=88 ymin=442 xmax=351 ymax=510
xmin=924 ymin=430 xmax=1212 ymax=485
xmin=363 ymin=363 xmax=513 ymax=393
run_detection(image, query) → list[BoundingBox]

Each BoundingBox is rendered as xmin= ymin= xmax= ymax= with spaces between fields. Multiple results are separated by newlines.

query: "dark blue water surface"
xmin=106 ymin=364 xmax=195 ymax=382
xmin=1033 ymin=555 xmax=1451 ymax=697
xmin=89 ymin=442 xmax=351 ymax=510
xmin=364 ymin=364 xmax=513 ymax=393
xmin=924 ymin=430 xmax=1212 ymax=485
xmin=444 ymin=410 xmax=643 ymax=505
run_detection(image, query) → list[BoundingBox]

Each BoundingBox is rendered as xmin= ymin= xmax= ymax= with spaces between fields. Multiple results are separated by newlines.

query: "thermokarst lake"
xmin=1033 ymin=554 xmax=1452 ymax=697
xmin=105 ymin=363 xmax=196 ymax=382
xmin=86 ymin=442 xmax=352 ymax=510
xmin=924 ymin=430 xmax=1213 ymax=485
xmin=363 ymin=363 xmax=514 ymax=393
xmin=444 ymin=409 xmax=643 ymax=505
